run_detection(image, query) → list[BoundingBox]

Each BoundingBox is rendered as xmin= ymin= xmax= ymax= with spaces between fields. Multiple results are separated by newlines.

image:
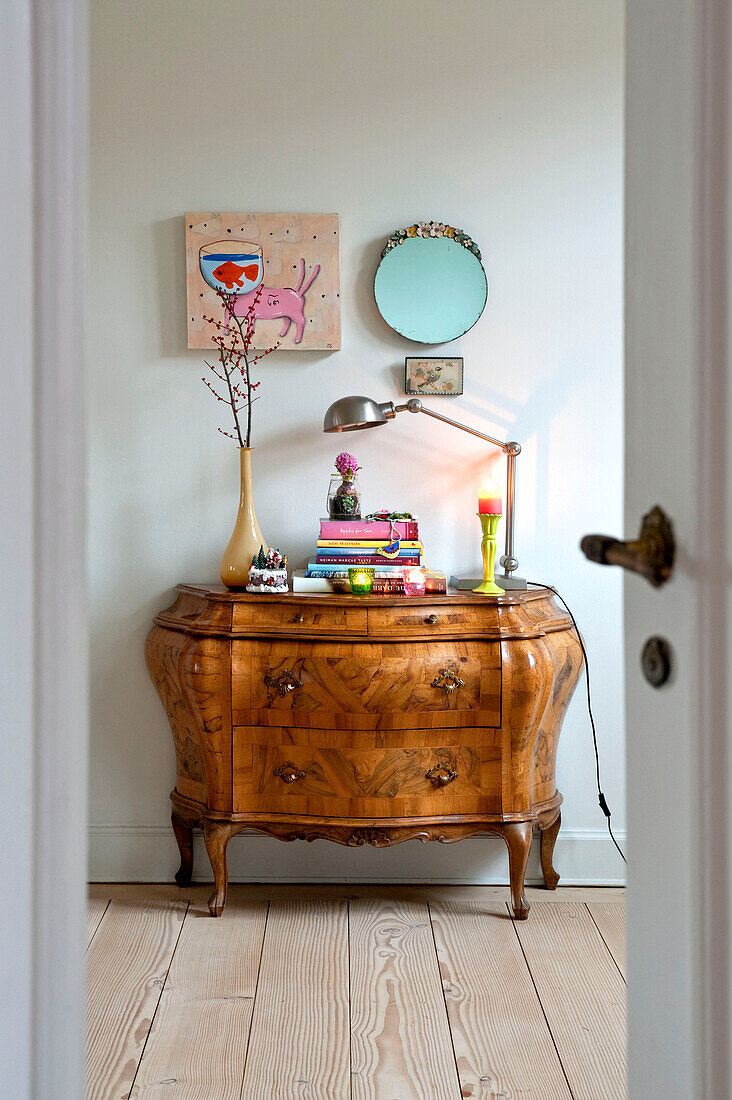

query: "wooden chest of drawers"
xmin=146 ymin=585 xmax=582 ymax=918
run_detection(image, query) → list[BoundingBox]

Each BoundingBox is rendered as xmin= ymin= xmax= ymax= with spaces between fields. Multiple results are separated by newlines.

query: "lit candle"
xmin=348 ymin=567 xmax=375 ymax=595
xmin=402 ymin=566 xmax=426 ymax=597
xmin=477 ymin=485 xmax=503 ymax=515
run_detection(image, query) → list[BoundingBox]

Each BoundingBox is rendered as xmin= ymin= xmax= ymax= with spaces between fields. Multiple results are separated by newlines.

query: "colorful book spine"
xmin=305 ymin=565 xmax=407 ymax=577
xmin=319 ymin=519 xmax=419 ymax=540
xmin=312 ymin=555 xmax=422 ymax=567
xmin=316 ymin=539 xmax=422 ymax=549
xmin=315 ymin=546 xmax=421 ymax=557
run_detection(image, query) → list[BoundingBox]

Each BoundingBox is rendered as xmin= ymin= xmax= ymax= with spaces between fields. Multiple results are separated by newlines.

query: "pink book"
xmin=319 ymin=518 xmax=419 ymax=540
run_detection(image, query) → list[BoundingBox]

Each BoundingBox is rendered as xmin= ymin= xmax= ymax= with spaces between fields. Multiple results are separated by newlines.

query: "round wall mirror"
xmin=374 ymin=222 xmax=488 ymax=344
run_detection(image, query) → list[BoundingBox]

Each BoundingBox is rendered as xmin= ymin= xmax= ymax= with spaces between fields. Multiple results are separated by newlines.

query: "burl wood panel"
xmin=232 ymin=726 xmax=501 ymax=817
xmin=145 ymin=626 xmax=232 ymax=810
xmin=231 ymin=640 xmax=502 ymax=731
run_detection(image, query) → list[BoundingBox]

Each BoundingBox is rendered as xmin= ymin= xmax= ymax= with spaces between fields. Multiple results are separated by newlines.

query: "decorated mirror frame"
xmin=374 ymin=221 xmax=488 ymax=344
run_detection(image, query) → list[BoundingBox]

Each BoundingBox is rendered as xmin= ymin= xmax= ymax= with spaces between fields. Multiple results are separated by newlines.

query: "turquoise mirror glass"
xmin=374 ymin=225 xmax=488 ymax=344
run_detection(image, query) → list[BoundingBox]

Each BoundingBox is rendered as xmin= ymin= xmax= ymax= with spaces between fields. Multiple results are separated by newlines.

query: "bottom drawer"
xmin=233 ymin=727 xmax=501 ymax=817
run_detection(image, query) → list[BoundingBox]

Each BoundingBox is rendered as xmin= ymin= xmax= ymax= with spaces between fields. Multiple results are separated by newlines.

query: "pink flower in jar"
xmin=334 ymin=452 xmax=361 ymax=479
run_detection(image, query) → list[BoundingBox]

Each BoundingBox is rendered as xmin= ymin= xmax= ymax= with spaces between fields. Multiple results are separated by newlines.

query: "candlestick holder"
xmin=473 ymin=512 xmax=504 ymax=595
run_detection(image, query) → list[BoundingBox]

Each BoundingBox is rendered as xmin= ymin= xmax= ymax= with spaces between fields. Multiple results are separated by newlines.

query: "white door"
xmin=620 ymin=4 xmax=730 ymax=1097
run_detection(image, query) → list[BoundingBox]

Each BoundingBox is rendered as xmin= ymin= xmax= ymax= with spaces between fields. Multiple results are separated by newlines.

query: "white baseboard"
xmin=88 ymin=824 xmax=627 ymax=885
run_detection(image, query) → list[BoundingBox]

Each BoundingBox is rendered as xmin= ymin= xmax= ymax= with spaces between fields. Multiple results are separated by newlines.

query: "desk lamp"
xmin=322 ymin=395 xmax=525 ymax=589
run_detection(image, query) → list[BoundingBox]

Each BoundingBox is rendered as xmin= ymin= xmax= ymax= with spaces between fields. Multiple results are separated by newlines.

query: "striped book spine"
xmin=319 ymin=519 xmax=419 ymax=540
xmin=316 ymin=539 xmax=422 ymax=549
xmin=312 ymin=556 xmax=421 ymax=567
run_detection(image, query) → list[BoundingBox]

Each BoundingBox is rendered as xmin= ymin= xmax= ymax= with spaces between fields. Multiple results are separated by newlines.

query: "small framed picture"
xmin=404 ymin=357 xmax=464 ymax=396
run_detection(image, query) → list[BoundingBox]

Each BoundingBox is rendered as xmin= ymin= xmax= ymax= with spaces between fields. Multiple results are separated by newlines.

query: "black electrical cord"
xmin=527 ymin=581 xmax=626 ymax=864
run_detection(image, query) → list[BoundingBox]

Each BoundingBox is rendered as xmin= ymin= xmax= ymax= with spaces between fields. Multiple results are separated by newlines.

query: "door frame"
xmin=625 ymin=2 xmax=730 ymax=1096
xmin=1 ymin=0 xmax=729 ymax=1095
xmin=0 ymin=0 xmax=88 ymax=1097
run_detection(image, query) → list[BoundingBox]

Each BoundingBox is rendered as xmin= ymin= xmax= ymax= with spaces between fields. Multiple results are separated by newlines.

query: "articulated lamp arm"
xmin=393 ymin=399 xmax=521 ymax=578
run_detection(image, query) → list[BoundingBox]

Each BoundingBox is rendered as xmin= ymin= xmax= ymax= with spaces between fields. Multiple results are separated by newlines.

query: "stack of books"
xmin=292 ymin=517 xmax=446 ymax=594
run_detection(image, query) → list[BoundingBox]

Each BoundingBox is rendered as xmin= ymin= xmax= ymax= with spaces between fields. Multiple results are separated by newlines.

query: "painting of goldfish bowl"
xmin=199 ymin=241 xmax=264 ymax=296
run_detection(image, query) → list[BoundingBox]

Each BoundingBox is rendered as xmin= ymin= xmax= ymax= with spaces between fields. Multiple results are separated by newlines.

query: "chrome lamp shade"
xmin=322 ymin=395 xmax=396 ymax=432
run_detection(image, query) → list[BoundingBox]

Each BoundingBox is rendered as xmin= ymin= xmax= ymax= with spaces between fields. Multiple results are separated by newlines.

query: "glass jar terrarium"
xmin=327 ymin=474 xmax=361 ymax=518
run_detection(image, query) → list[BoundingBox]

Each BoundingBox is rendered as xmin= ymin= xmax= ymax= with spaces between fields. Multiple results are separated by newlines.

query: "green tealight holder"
xmin=348 ymin=567 xmax=375 ymax=595
xmin=472 ymin=512 xmax=504 ymax=595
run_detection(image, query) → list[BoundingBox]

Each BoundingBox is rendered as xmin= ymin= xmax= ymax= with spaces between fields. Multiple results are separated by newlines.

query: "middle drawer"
xmin=231 ymin=639 xmax=502 ymax=731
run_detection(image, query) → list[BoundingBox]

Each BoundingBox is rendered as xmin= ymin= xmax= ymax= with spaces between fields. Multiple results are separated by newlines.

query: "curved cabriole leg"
xmin=540 ymin=811 xmax=561 ymax=890
xmin=171 ymin=811 xmax=194 ymax=887
xmin=503 ymin=822 xmax=532 ymax=920
xmin=204 ymin=820 xmax=232 ymax=917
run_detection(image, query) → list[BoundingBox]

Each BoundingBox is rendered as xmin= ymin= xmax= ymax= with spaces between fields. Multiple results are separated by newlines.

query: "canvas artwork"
xmin=404 ymin=356 xmax=464 ymax=395
xmin=186 ymin=212 xmax=341 ymax=351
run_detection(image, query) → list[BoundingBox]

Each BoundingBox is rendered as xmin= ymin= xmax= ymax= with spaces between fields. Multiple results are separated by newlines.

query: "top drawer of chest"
xmin=232 ymin=601 xmax=368 ymax=636
xmin=367 ymin=604 xmax=489 ymax=637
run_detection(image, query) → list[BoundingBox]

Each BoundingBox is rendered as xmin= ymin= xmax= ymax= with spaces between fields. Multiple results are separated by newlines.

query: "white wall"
xmin=88 ymin=0 xmax=625 ymax=883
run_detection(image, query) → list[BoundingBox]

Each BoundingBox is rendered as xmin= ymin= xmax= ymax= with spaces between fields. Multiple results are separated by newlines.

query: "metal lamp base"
xmin=450 ymin=574 xmax=528 ymax=592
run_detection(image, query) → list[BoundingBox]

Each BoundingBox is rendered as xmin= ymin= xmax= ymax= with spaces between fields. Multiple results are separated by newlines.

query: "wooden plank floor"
xmin=86 ymin=886 xmax=626 ymax=1100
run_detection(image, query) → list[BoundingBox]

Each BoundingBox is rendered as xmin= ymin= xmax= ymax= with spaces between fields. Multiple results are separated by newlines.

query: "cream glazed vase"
xmin=220 ymin=448 xmax=268 ymax=588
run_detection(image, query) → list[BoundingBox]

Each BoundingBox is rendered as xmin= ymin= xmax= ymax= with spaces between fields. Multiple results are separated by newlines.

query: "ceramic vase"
xmin=220 ymin=448 xmax=267 ymax=588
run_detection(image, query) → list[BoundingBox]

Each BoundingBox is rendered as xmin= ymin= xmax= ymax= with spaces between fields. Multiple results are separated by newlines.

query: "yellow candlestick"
xmin=472 ymin=512 xmax=504 ymax=595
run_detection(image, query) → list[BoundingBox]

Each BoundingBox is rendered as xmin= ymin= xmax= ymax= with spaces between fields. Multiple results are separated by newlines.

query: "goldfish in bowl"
xmin=199 ymin=241 xmax=264 ymax=296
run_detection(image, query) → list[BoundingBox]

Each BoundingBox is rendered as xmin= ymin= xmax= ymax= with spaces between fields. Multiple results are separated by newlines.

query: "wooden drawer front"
xmin=367 ymin=604 xmax=489 ymax=637
xmin=232 ymin=641 xmax=501 ymax=731
xmin=232 ymin=602 xmax=367 ymax=636
xmin=233 ymin=727 xmax=501 ymax=817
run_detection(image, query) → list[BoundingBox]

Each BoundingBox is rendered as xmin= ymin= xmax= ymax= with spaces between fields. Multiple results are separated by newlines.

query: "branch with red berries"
xmin=201 ymin=287 xmax=279 ymax=447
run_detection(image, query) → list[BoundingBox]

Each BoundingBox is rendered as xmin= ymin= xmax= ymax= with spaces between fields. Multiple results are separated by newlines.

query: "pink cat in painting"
xmin=228 ymin=258 xmax=320 ymax=343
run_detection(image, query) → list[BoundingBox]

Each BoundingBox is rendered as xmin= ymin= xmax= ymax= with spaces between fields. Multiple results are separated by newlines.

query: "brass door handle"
xmin=580 ymin=505 xmax=675 ymax=588
xmin=426 ymin=614 xmax=439 ymax=624
xmin=264 ymin=669 xmax=303 ymax=697
xmin=431 ymin=669 xmax=465 ymax=695
xmin=293 ymin=613 xmax=305 ymax=623
xmin=274 ymin=761 xmax=306 ymax=784
xmin=426 ymin=765 xmax=458 ymax=787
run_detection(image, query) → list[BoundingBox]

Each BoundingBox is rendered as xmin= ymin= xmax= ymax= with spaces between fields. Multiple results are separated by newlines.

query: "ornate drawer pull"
xmin=426 ymin=765 xmax=458 ymax=787
xmin=264 ymin=669 xmax=303 ymax=697
xmin=274 ymin=761 xmax=306 ymax=784
xmin=426 ymin=613 xmax=439 ymax=624
xmin=431 ymin=668 xmax=465 ymax=695
xmin=294 ymin=613 xmax=305 ymax=623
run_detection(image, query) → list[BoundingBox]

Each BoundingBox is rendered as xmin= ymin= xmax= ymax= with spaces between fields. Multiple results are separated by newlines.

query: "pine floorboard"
xmin=430 ymin=895 xmax=572 ymax=1098
xmin=240 ymin=897 xmax=350 ymax=1100
xmin=587 ymin=900 xmax=626 ymax=979
xmin=349 ymin=897 xmax=459 ymax=1100
xmin=85 ymin=898 xmax=188 ymax=1100
xmin=513 ymin=900 xmax=627 ymax=1099
xmin=86 ymin=887 xmax=626 ymax=1100
xmin=129 ymin=899 xmax=268 ymax=1099
xmin=86 ymin=896 xmax=109 ymax=949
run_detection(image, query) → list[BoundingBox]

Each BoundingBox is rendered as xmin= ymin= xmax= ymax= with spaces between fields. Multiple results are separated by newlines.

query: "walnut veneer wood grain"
xmin=146 ymin=585 xmax=582 ymax=918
